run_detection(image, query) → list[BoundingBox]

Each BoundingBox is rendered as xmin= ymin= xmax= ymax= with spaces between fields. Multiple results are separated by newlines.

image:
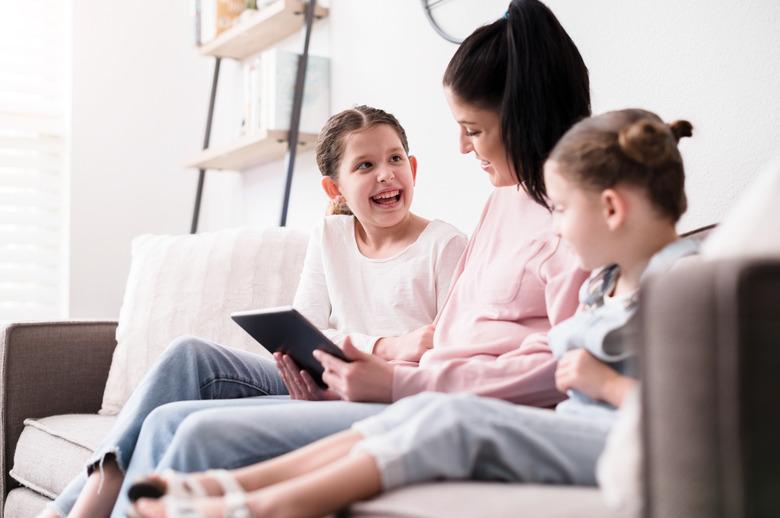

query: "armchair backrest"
xmin=640 ymin=258 xmax=780 ymax=518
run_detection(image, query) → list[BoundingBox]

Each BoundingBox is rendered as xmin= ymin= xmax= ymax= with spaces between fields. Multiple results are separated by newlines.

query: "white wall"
xmin=69 ymin=0 xmax=780 ymax=318
xmin=240 ymin=0 xmax=780 ymax=237
xmin=70 ymin=1 xmax=236 ymax=317
xmin=240 ymin=0 xmax=503 ymax=235
xmin=555 ymin=1 xmax=780 ymax=231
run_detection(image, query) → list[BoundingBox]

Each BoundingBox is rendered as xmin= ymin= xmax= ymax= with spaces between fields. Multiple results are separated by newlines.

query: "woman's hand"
xmin=274 ymin=352 xmax=340 ymax=401
xmin=313 ymin=338 xmax=395 ymax=402
xmin=555 ymin=349 xmax=635 ymax=407
xmin=373 ymin=324 xmax=434 ymax=362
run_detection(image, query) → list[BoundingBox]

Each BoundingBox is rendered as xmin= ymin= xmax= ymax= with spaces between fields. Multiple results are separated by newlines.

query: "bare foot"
xmin=34 ymin=509 xmax=62 ymax=518
xmin=132 ymin=498 xmax=166 ymax=518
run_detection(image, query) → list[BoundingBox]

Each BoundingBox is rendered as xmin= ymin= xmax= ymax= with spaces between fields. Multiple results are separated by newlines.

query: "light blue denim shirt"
xmin=550 ymin=238 xmax=699 ymax=421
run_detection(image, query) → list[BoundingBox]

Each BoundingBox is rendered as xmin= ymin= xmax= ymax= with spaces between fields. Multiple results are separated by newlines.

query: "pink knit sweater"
xmin=391 ymin=186 xmax=588 ymax=405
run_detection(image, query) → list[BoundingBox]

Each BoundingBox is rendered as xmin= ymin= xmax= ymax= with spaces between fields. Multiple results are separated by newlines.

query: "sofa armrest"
xmin=640 ymin=258 xmax=780 ymax=518
xmin=0 ymin=320 xmax=117 ymax=500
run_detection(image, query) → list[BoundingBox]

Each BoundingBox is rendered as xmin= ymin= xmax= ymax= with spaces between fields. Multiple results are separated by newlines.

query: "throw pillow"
xmin=99 ymin=227 xmax=308 ymax=415
xmin=702 ymin=159 xmax=780 ymax=258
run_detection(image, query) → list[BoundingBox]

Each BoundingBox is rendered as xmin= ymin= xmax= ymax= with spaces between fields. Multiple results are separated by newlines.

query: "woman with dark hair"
xmin=44 ymin=2 xmax=594 ymax=517
xmin=442 ymin=0 xmax=590 ymax=206
xmin=275 ymin=0 xmax=592 ymax=416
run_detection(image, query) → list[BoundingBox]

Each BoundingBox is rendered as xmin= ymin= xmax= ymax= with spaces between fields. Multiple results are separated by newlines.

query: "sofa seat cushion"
xmin=10 ymin=414 xmax=116 ymax=499
xmin=348 ymin=482 xmax=620 ymax=517
xmin=4 ymin=487 xmax=52 ymax=518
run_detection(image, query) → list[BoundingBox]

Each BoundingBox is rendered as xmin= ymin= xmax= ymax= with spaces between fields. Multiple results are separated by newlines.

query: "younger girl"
xmin=132 ymin=108 xmax=697 ymax=518
xmin=47 ymin=106 xmax=466 ymax=518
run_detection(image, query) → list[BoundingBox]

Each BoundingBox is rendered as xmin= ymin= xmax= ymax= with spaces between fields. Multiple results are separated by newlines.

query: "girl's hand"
xmin=374 ymin=324 xmax=435 ymax=362
xmin=313 ymin=338 xmax=395 ymax=402
xmin=274 ymin=352 xmax=340 ymax=401
xmin=555 ymin=349 xmax=620 ymax=403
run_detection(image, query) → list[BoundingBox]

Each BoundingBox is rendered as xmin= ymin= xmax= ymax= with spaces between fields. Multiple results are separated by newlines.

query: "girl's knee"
xmin=397 ymin=392 xmax=481 ymax=426
xmin=160 ymin=335 xmax=221 ymax=365
xmin=141 ymin=402 xmax=191 ymax=435
xmin=169 ymin=412 xmax=221 ymax=449
xmin=162 ymin=412 xmax=231 ymax=470
xmin=420 ymin=393 xmax=483 ymax=427
xmin=403 ymin=391 xmax=451 ymax=407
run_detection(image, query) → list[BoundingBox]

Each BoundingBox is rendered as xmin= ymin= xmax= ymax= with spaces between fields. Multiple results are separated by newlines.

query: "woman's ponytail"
xmin=444 ymin=0 xmax=590 ymax=208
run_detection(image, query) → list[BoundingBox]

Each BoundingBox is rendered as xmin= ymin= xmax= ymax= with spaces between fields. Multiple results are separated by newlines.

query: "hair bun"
xmin=668 ymin=119 xmax=693 ymax=142
xmin=618 ymin=118 xmax=678 ymax=167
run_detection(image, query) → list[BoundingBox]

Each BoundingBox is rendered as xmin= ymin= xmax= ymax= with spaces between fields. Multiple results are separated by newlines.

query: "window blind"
xmin=0 ymin=0 xmax=67 ymax=320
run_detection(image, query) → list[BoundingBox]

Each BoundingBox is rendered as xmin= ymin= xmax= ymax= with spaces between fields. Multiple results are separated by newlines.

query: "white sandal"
xmin=128 ymin=469 xmax=251 ymax=518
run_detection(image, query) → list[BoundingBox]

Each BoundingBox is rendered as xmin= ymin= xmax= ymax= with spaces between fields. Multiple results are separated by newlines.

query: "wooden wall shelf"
xmin=199 ymin=0 xmax=329 ymax=60
xmin=187 ymin=129 xmax=318 ymax=171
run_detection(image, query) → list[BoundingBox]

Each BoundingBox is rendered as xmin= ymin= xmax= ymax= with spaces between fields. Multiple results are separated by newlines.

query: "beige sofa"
xmin=2 ymin=228 xmax=775 ymax=517
xmin=0 ymin=318 xmax=618 ymax=518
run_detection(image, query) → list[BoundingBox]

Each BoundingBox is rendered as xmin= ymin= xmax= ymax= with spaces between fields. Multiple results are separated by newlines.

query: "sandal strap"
xmin=225 ymin=491 xmax=252 ymax=518
xmin=206 ymin=469 xmax=244 ymax=495
xmin=160 ymin=492 xmax=250 ymax=518
xmin=165 ymin=498 xmax=206 ymax=518
xmin=165 ymin=496 xmax=206 ymax=518
xmin=162 ymin=469 xmax=208 ymax=499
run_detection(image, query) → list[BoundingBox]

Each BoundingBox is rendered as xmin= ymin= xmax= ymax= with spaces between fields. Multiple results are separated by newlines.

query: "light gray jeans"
xmin=352 ymin=391 xmax=614 ymax=490
xmin=50 ymin=336 xmax=386 ymax=518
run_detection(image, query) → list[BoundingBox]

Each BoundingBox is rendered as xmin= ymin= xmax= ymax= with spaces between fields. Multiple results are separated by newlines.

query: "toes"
xmin=135 ymin=498 xmax=166 ymax=518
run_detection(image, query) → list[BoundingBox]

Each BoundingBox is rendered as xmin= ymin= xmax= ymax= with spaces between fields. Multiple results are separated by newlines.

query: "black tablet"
xmin=231 ymin=306 xmax=350 ymax=387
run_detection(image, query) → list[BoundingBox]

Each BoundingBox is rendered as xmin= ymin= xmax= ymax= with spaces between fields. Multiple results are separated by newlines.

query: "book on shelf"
xmin=194 ymin=0 xmax=247 ymax=46
xmin=243 ymin=49 xmax=331 ymax=137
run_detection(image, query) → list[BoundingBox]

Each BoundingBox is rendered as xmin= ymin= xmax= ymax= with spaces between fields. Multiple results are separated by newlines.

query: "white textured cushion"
xmin=99 ymin=227 xmax=308 ymax=414
xmin=702 ymin=159 xmax=780 ymax=258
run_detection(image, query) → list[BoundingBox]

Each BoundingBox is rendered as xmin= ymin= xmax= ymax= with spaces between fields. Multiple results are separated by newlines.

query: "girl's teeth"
xmin=373 ymin=190 xmax=399 ymax=200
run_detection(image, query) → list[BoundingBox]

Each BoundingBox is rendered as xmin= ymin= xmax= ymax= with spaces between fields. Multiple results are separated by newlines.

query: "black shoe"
xmin=127 ymin=477 xmax=166 ymax=503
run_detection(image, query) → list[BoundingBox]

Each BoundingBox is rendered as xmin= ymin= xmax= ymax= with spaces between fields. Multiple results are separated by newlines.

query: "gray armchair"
xmin=0 ymin=321 xmax=117 ymax=515
xmin=640 ymin=258 xmax=780 ymax=518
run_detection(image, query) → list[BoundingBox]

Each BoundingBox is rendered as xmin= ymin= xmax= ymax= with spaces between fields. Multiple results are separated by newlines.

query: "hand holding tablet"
xmin=231 ymin=306 xmax=350 ymax=388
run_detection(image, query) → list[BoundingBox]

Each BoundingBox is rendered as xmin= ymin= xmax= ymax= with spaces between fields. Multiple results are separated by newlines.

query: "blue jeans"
xmin=50 ymin=336 xmax=386 ymax=517
xmin=352 ymin=392 xmax=613 ymax=490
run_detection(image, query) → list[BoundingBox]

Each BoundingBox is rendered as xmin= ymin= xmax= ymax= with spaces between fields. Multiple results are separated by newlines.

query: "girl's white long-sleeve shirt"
xmin=292 ymin=215 xmax=467 ymax=353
